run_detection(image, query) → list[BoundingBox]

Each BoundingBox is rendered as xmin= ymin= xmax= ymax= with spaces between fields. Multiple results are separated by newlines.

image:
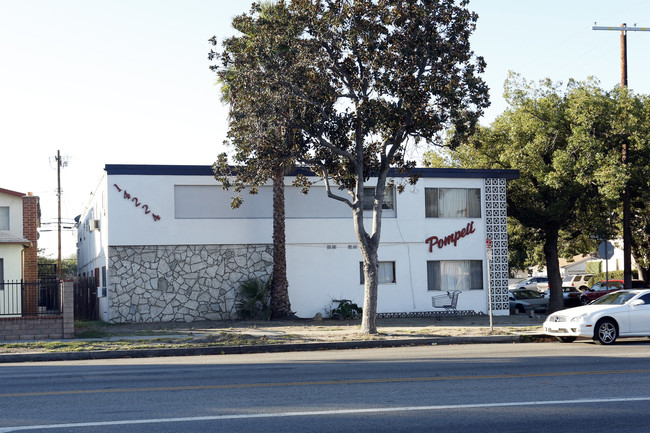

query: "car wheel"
xmin=555 ymin=336 xmax=576 ymax=343
xmin=580 ymin=297 xmax=590 ymax=306
xmin=594 ymin=319 xmax=618 ymax=345
xmin=517 ymin=305 xmax=526 ymax=314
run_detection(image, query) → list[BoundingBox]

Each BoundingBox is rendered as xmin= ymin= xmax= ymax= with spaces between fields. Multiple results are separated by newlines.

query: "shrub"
xmin=586 ymin=270 xmax=639 ymax=287
xmin=235 ymin=278 xmax=271 ymax=320
xmin=329 ymin=299 xmax=362 ymax=320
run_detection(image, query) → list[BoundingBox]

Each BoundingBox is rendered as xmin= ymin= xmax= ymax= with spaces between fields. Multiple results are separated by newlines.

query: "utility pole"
xmin=53 ymin=150 xmax=69 ymax=279
xmin=56 ymin=150 xmax=62 ymax=278
xmin=592 ymin=23 xmax=649 ymax=289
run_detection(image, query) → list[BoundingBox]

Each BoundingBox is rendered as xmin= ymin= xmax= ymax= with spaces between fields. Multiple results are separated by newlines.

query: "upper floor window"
xmin=363 ymin=187 xmax=394 ymax=211
xmin=425 ymin=188 xmax=481 ymax=218
xmin=0 ymin=207 xmax=9 ymax=230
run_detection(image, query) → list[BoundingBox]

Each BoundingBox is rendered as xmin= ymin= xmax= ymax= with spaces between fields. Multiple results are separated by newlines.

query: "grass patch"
xmin=75 ymin=329 xmax=111 ymax=339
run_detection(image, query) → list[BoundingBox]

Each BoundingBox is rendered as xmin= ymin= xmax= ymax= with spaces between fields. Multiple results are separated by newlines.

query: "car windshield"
xmin=591 ymin=291 xmax=637 ymax=305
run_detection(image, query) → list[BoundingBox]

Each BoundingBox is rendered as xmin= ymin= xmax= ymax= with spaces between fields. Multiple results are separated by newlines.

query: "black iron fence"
xmin=0 ymin=280 xmax=61 ymax=317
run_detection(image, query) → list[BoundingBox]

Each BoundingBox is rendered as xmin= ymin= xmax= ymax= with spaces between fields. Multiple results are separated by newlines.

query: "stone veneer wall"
xmin=108 ymin=245 xmax=273 ymax=323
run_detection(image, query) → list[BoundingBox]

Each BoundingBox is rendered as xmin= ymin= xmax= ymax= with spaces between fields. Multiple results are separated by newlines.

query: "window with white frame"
xmin=0 ymin=207 xmax=9 ymax=230
xmin=427 ymin=260 xmax=483 ymax=291
xmin=425 ymin=188 xmax=481 ymax=218
xmin=362 ymin=187 xmax=394 ymax=211
xmin=360 ymin=261 xmax=396 ymax=284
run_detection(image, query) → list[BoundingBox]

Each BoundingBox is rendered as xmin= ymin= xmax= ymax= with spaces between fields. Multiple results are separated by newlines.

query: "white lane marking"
xmin=2 ymin=396 xmax=650 ymax=431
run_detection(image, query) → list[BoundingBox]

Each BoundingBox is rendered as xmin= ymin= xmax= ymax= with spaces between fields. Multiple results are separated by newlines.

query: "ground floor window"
xmin=360 ymin=261 xmax=396 ymax=284
xmin=427 ymin=260 xmax=483 ymax=291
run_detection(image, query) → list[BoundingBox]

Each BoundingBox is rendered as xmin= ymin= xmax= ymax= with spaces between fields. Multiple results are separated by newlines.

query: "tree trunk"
xmin=543 ymin=226 xmax=564 ymax=314
xmin=270 ymin=168 xmax=292 ymax=319
xmin=353 ymin=193 xmax=381 ymax=335
xmin=359 ymin=243 xmax=379 ymax=334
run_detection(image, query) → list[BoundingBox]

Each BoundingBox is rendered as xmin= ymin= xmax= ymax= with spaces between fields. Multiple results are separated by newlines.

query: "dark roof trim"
xmin=0 ymin=188 xmax=26 ymax=197
xmin=105 ymin=164 xmax=216 ymax=176
xmin=105 ymin=164 xmax=519 ymax=180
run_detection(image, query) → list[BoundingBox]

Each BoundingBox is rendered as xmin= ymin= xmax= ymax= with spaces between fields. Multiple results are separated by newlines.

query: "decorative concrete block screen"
xmin=485 ymin=178 xmax=509 ymax=313
xmin=108 ymin=245 xmax=273 ymax=323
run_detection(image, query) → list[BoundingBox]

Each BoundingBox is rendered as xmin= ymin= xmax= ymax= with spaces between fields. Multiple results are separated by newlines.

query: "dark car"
xmin=509 ymin=289 xmax=549 ymax=314
xmin=544 ymin=286 xmax=582 ymax=308
xmin=579 ymin=279 xmax=647 ymax=305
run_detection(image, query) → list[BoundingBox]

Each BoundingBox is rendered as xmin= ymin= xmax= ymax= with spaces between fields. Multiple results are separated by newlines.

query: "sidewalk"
xmin=0 ymin=314 xmax=548 ymax=363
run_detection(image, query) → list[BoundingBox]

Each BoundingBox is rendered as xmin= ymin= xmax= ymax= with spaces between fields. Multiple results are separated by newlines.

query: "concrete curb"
xmin=0 ymin=334 xmax=547 ymax=363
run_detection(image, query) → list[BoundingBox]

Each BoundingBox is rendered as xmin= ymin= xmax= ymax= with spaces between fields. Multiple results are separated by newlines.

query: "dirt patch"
xmin=0 ymin=315 xmax=546 ymax=354
xmin=78 ymin=314 xmax=545 ymax=341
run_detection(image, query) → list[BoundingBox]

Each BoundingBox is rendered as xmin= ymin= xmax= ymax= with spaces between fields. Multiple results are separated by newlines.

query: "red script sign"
xmin=425 ymin=222 xmax=476 ymax=252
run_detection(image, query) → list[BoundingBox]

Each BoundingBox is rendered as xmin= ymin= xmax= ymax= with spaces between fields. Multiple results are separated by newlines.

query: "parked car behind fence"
xmin=562 ymin=274 xmax=593 ymax=291
xmin=579 ymin=279 xmax=647 ymax=305
xmin=509 ymin=289 xmax=549 ymax=314
xmin=508 ymin=276 xmax=549 ymax=292
xmin=543 ymin=286 xmax=582 ymax=308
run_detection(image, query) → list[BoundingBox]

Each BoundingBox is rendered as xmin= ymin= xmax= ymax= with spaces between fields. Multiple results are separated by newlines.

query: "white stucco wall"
xmin=283 ymin=177 xmax=491 ymax=317
xmin=76 ymin=175 xmax=110 ymax=320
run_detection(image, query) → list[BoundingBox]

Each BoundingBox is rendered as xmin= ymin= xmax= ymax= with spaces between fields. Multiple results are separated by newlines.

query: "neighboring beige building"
xmin=0 ymin=188 xmax=40 ymax=314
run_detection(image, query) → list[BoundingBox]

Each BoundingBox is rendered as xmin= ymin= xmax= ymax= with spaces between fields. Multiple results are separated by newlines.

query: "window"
xmin=360 ymin=261 xmax=396 ymax=284
xmin=363 ymin=187 xmax=394 ymax=211
xmin=0 ymin=258 xmax=4 ymax=286
xmin=0 ymin=207 xmax=9 ymax=230
xmin=425 ymin=188 xmax=481 ymax=218
xmin=427 ymin=260 xmax=483 ymax=291
xmin=638 ymin=293 xmax=650 ymax=305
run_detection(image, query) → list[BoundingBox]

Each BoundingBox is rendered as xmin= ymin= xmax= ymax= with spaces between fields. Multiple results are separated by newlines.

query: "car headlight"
xmin=570 ymin=314 xmax=587 ymax=322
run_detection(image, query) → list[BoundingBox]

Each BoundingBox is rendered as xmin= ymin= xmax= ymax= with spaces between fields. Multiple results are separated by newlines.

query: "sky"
xmin=1 ymin=0 xmax=650 ymax=259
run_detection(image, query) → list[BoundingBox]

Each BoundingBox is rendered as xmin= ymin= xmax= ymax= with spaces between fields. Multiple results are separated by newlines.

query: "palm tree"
xmin=211 ymin=2 xmax=300 ymax=319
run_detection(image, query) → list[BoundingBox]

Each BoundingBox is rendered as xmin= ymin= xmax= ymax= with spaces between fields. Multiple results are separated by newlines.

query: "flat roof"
xmin=105 ymin=164 xmax=519 ymax=179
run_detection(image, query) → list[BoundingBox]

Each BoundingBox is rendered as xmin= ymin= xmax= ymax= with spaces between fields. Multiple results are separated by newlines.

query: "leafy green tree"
xmin=569 ymin=86 xmax=650 ymax=282
xmin=38 ymin=252 xmax=77 ymax=278
xmin=213 ymin=0 xmax=489 ymax=334
xmin=454 ymin=74 xmax=614 ymax=313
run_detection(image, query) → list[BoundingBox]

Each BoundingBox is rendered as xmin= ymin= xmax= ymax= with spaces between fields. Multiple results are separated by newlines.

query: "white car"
xmin=562 ymin=274 xmax=593 ymax=291
xmin=544 ymin=289 xmax=650 ymax=344
xmin=508 ymin=276 xmax=549 ymax=292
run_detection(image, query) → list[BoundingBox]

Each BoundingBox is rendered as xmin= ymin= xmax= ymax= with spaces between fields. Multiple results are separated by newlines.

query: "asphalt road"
xmin=2 ymin=340 xmax=650 ymax=432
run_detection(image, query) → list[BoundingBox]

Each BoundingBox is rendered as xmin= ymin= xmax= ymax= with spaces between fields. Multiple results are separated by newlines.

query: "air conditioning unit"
xmin=89 ymin=219 xmax=100 ymax=231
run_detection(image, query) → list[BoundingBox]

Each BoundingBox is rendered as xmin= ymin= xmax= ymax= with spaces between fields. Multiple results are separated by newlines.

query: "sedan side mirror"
xmin=631 ymin=299 xmax=645 ymax=307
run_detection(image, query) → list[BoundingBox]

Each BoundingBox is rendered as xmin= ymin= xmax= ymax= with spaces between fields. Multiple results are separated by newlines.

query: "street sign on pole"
xmin=598 ymin=241 xmax=615 ymax=260
xmin=486 ymin=238 xmax=493 ymax=331
xmin=486 ymin=238 xmax=493 ymax=261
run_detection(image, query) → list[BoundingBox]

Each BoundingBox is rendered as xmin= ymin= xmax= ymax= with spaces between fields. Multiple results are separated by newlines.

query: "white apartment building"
xmin=77 ymin=164 xmax=518 ymax=323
